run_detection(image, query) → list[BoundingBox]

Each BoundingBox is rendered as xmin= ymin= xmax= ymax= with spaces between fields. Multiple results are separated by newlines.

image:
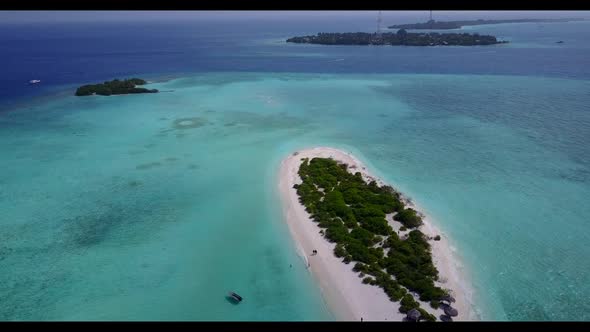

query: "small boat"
xmin=29 ymin=80 xmax=41 ymax=84
xmin=228 ymin=292 xmax=243 ymax=302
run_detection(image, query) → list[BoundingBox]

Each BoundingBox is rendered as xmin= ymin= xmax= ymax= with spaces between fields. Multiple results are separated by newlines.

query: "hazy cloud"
xmin=0 ymin=11 xmax=587 ymax=24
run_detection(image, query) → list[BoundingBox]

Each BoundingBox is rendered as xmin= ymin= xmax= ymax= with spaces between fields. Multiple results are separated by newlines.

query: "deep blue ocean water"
xmin=1 ymin=14 xmax=589 ymax=321
xmin=2 ymin=18 xmax=589 ymax=107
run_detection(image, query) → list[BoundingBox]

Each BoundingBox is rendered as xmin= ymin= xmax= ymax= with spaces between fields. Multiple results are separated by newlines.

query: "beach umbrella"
xmin=440 ymin=315 xmax=453 ymax=322
xmin=407 ymin=308 xmax=421 ymax=322
xmin=444 ymin=306 xmax=459 ymax=317
xmin=441 ymin=294 xmax=456 ymax=303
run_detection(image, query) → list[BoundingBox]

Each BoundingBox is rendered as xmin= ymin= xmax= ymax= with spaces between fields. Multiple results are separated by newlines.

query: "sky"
xmin=0 ymin=11 xmax=588 ymax=24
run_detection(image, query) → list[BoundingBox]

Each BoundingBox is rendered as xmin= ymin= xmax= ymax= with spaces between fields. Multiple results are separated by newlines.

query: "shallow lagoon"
xmin=1 ymin=72 xmax=589 ymax=320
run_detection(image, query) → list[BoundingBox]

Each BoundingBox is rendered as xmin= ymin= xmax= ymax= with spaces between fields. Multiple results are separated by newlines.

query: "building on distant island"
xmin=388 ymin=18 xmax=586 ymax=30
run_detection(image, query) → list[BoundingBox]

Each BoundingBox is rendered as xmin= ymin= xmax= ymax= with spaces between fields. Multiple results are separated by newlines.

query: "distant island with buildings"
xmin=285 ymin=15 xmax=589 ymax=47
xmin=286 ymin=30 xmax=507 ymax=46
xmin=388 ymin=18 xmax=586 ymax=30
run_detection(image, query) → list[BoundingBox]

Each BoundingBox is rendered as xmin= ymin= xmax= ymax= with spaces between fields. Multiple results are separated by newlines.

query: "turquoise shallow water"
xmin=1 ymin=72 xmax=590 ymax=320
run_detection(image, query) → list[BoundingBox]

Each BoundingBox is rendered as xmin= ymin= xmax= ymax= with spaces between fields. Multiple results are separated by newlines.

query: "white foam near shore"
xmin=278 ymin=146 xmax=479 ymax=321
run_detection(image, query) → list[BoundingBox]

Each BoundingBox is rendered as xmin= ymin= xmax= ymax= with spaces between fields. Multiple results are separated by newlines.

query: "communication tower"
xmin=377 ymin=11 xmax=383 ymax=36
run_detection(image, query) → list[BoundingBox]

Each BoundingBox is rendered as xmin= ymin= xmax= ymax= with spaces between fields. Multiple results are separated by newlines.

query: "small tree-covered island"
xmin=75 ymin=78 xmax=158 ymax=96
xmin=294 ymin=157 xmax=456 ymax=321
xmin=286 ymin=30 xmax=507 ymax=46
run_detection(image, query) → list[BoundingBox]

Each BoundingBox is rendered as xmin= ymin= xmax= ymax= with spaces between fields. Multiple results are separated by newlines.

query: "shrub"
xmin=374 ymin=235 xmax=383 ymax=244
xmin=127 ymin=78 xmax=147 ymax=85
xmin=418 ymin=308 xmax=436 ymax=322
xmin=345 ymin=241 xmax=377 ymax=264
xmin=352 ymin=262 xmax=366 ymax=273
xmin=325 ymin=224 xmax=349 ymax=243
xmin=399 ymin=294 xmax=419 ymax=313
xmin=430 ymin=300 xmax=440 ymax=309
xmin=361 ymin=216 xmax=393 ymax=235
xmin=350 ymin=227 xmax=376 ymax=246
xmin=334 ymin=244 xmax=346 ymax=258
xmin=394 ymin=208 xmax=423 ymax=228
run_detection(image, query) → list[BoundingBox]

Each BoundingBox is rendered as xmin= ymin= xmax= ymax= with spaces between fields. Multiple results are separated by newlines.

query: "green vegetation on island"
xmin=388 ymin=18 xmax=586 ymax=30
xmin=294 ymin=157 xmax=450 ymax=321
xmin=286 ymin=30 xmax=507 ymax=46
xmin=75 ymin=78 xmax=158 ymax=96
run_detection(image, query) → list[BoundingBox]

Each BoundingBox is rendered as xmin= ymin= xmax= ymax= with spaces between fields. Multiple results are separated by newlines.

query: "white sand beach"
xmin=278 ymin=147 xmax=478 ymax=321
